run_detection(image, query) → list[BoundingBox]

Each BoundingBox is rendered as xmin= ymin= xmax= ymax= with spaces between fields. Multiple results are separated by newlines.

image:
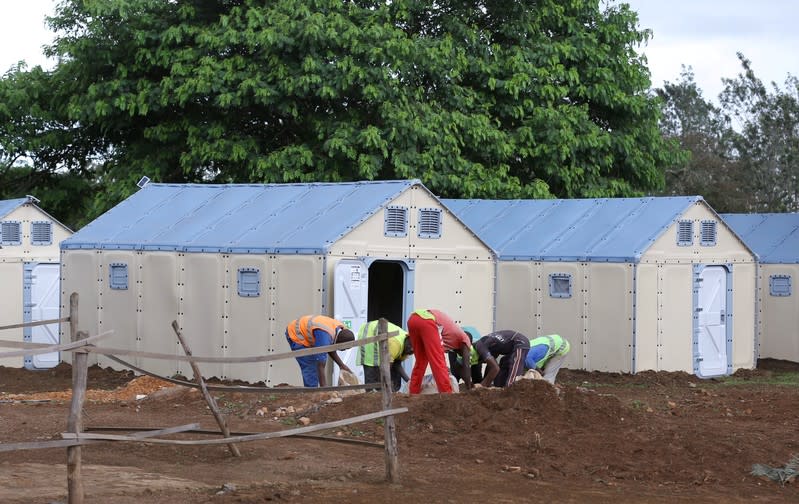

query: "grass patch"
xmin=713 ymin=371 xmax=799 ymax=387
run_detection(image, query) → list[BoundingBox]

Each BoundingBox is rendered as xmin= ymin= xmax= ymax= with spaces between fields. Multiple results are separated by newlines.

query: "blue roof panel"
xmin=0 ymin=198 xmax=27 ymax=219
xmin=721 ymin=213 xmax=799 ymax=263
xmin=63 ymin=181 xmax=416 ymax=253
xmin=443 ymin=196 xmax=701 ymax=261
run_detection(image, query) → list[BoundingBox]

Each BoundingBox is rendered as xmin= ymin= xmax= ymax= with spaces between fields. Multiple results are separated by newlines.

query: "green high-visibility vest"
xmin=528 ymin=334 xmax=570 ymax=369
xmin=413 ymin=308 xmax=435 ymax=320
xmin=456 ymin=345 xmax=480 ymax=366
xmin=356 ymin=320 xmax=408 ymax=367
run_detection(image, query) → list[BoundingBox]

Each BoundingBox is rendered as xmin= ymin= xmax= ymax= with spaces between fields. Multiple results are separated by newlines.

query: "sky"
xmin=0 ymin=0 xmax=797 ymax=102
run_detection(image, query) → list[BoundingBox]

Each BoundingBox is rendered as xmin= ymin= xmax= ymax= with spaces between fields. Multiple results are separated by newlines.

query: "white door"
xmin=31 ymin=263 xmax=61 ymax=369
xmin=696 ymin=266 xmax=728 ymax=377
xmin=333 ymin=259 xmax=369 ymax=384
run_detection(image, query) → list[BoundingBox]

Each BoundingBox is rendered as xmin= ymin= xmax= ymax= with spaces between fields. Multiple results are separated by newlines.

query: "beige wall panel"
xmin=226 ymin=255 xmax=271 ymax=382
xmin=60 ymin=250 xmax=101 ymax=366
xmin=495 ymin=262 xmax=537 ymax=335
xmin=758 ymin=265 xmax=799 ymax=361
xmin=642 ymin=202 xmax=754 ymax=264
xmin=412 ymin=260 xmax=465 ymax=322
xmin=0 ymin=263 xmax=23 ymax=367
xmin=658 ymin=264 xmax=693 ymax=372
xmin=539 ymin=263 xmax=584 ymax=370
xmin=455 ymin=260 xmax=495 ymax=337
xmin=585 ymin=263 xmax=634 ymax=373
xmin=0 ymin=204 xmax=70 ymax=262
xmin=634 ymin=264 xmax=660 ymax=372
xmin=731 ymin=263 xmax=756 ymax=369
xmin=178 ymin=253 xmax=225 ymax=379
xmin=96 ymin=252 xmax=139 ymax=369
xmin=139 ymin=252 xmax=180 ymax=377
xmin=270 ymin=255 xmax=324 ymax=386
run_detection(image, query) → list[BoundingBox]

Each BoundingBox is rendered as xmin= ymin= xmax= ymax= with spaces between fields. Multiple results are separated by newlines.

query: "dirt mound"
xmin=0 ymin=362 xmax=134 ymax=395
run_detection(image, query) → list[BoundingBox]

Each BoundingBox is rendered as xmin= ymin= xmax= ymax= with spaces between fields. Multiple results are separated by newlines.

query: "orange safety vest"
xmin=287 ymin=315 xmax=343 ymax=347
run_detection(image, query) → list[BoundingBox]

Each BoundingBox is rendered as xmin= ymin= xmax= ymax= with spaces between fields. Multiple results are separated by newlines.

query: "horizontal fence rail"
xmin=0 ymin=330 xmax=398 ymax=364
xmin=0 ymin=317 xmax=70 ymax=332
xmin=60 ymin=408 xmax=408 ymax=447
xmin=106 ymin=354 xmax=372 ymax=393
xmin=0 ymin=330 xmax=113 ymax=359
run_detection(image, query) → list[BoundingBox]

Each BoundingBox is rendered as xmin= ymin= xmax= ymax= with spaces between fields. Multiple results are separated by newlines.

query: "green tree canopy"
xmin=720 ymin=54 xmax=799 ymax=212
xmin=2 ymin=0 xmax=680 ymax=221
xmin=657 ymin=56 xmax=799 ymax=213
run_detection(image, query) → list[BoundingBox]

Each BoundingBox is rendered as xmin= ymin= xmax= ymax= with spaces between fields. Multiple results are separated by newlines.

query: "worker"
xmin=356 ymin=319 xmax=414 ymax=392
xmin=407 ymin=309 xmax=472 ymax=394
xmin=524 ymin=334 xmax=570 ymax=384
xmin=471 ymin=330 xmax=531 ymax=387
xmin=285 ymin=315 xmax=355 ymax=387
xmin=449 ymin=326 xmax=483 ymax=386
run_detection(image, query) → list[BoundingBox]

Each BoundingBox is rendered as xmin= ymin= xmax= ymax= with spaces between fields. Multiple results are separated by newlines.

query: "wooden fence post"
xmin=67 ymin=292 xmax=86 ymax=504
xmin=171 ymin=321 xmax=241 ymax=457
xmin=378 ymin=318 xmax=400 ymax=483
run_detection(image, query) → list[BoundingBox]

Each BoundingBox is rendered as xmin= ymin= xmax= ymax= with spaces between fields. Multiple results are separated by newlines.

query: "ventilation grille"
xmin=384 ymin=206 xmax=408 ymax=237
xmin=109 ymin=263 xmax=128 ymax=290
xmin=700 ymin=220 xmax=717 ymax=246
xmin=31 ymin=221 xmax=52 ymax=245
xmin=677 ymin=220 xmax=693 ymax=246
xmin=238 ymin=268 xmax=261 ymax=297
xmin=0 ymin=221 xmax=21 ymax=245
xmin=418 ymin=208 xmax=442 ymax=238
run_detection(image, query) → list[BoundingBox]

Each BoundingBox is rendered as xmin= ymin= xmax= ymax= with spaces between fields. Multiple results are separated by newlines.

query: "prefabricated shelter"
xmin=444 ymin=196 xmax=758 ymax=377
xmin=722 ymin=213 xmax=799 ymax=363
xmin=60 ymin=180 xmax=495 ymax=385
xmin=0 ymin=196 xmax=72 ymax=369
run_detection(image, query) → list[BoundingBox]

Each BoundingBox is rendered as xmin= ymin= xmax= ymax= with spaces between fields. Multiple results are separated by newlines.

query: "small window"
xmin=109 ymin=263 xmax=128 ymax=290
xmin=31 ymin=221 xmax=53 ymax=245
xmin=384 ymin=206 xmax=408 ymax=237
xmin=417 ymin=208 xmax=442 ymax=239
xmin=1 ymin=221 xmax=21 ymax=245
xmin=700 ymin=220 xmax=717 ymax=246
xmin=237 ymin=268 xmax=261 ymax=297
xmin=770 ymin=275 xmax=792 ymax=297
xmin=549 ymin=273 xmax=572 ymax=298
xmin=677 ymin=220 xmax=693 ymax=247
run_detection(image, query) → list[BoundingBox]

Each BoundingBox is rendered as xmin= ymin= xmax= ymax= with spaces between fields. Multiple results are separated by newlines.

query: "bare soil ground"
xmin=1 ymin=360 xmax=798 ymax=503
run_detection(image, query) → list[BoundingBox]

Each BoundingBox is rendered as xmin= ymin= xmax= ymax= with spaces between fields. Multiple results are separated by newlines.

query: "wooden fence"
xmin=0 ymin=293 xmax=406 ymax=503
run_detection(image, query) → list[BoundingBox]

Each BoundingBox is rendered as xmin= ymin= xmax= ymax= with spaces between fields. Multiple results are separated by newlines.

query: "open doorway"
xmin=367 ymin=261 xmax=405 ymax=327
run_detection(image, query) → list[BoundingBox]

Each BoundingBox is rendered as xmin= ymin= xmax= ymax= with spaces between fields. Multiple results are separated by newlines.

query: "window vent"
xmin=417 ymin=208 xmax=442 ymax=239
xmin=769 ymin=275 xmax=792 ymax=297
xmin=109 ymin=263 xmax=128 ymax=290
xmin=677 ymin=220 xmax=693 ymax=247
xmin=0 ymin=221 xmax=21 ymax=245
xmin=31 ymin=221 xmax=52 ymax=245
xmin=549 ymin=273 xmax=573 ymax=298
xmin=700 ymin=220 xmax=717 ymax=246
xmin=238 ymin=268 xmax=261 ymax=297
xmin=384 ymin=206 xmax=408 ymax=237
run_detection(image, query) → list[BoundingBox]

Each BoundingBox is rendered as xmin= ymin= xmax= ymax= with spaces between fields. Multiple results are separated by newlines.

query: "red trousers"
xmin=408 ymin=313 xmax=453 ymax=394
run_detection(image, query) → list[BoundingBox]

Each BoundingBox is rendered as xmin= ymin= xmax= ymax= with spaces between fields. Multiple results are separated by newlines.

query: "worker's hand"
xmin=340 ymin=364 xmax=352 ymax=374
xmin=473 ymin=383 xmax=483 ymax=389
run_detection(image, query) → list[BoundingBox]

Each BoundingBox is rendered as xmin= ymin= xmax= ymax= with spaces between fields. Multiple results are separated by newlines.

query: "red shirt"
xmin=429 ymin=309 xmax=471 ymax=351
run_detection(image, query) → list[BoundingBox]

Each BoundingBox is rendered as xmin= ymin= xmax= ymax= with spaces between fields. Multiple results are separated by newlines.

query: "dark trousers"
xmin=495 ymin=346 xmax=530 ymax=387
xmin=448 ymin=352 xmax=483 ymax=384
xmin=363 ymin=364 xmax=402 ymax=392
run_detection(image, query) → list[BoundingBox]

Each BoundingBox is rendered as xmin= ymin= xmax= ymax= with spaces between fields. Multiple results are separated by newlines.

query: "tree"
xmin=2 ymin=0 xmax=681 ymax=220
xmin=0 ymin=64 xmax=99 ymax=228
xmin=656 ymin=67 xmax=748 ymax=212
xmin=720 ymin=54 xmax=799 ymax=212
